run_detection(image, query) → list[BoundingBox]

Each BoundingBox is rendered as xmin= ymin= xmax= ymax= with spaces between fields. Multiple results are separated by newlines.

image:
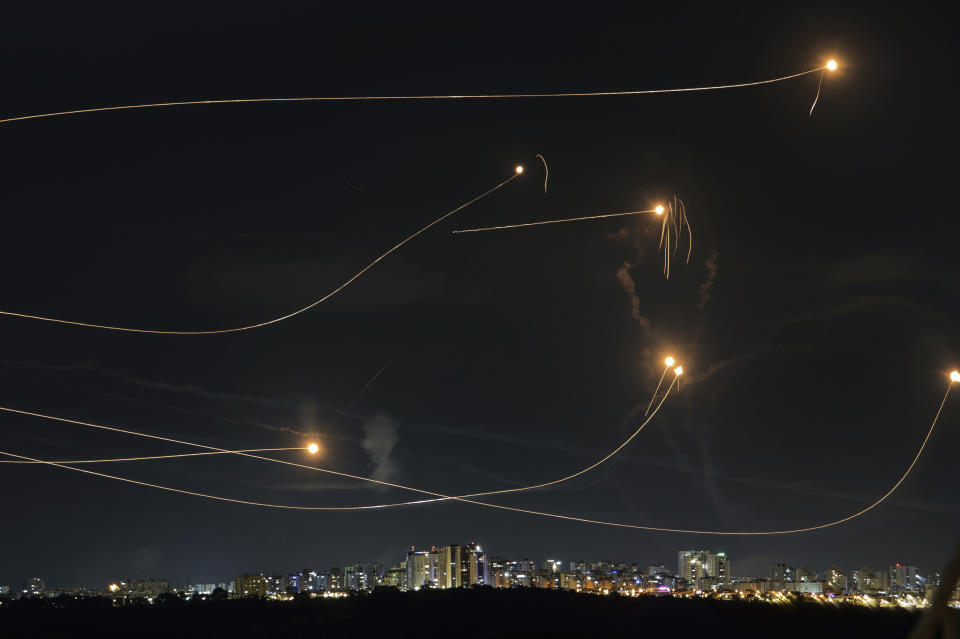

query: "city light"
xmin=655 ymin=205 xmax=664 ymax=215
xmin=665 ymin=356 xmax=675 ymax=367
xmin=674 ymin=366 xmax=684 ymax=376
xmin=307 ymin=443 xmax=320 ymax=454
xmin=515 ymin=165 xmax=524 ymax=174
xmin=950 ymin=370 xmax=960 ymax=383
xmin=826 ymin=59 xmax=838 ymax=71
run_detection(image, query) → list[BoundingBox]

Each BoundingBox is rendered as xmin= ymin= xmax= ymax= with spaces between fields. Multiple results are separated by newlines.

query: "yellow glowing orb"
xmin=307 ymin=443 xmax=320 ymax=454
xmin=673 ymin=366 xmax=684 ymax=376
xmin=515 ymin=165 xmax=524 ymax=174
xmin=655 ymin=205 xmax=664 ymax=215
xmin=950 ymin=371 xmax=960 ymax=383
xmin=108 ymin=584 xmax=119 ymax=593
xmin=826 ymin=59 xmax=838 ymax=71
xmin=665 ymin=356 xmax=675 ymax=367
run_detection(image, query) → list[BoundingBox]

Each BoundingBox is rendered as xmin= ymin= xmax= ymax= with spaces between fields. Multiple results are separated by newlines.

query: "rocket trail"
xmin=1 ymin=373 xmax=951 ymax=534
xmin=452 ymin=209 xmax=658 ymax=234
xmin=0 ymin=170 xmax=520 ymax=334
xmin=0 ymin=67 xmax=828 ymax=127
xmin=0 ymin=447 xmax=305 ymax=464
xmin=0 ymin=371 xmax=680 ymax=509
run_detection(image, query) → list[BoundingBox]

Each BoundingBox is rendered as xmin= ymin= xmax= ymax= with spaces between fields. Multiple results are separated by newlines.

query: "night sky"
xmin=1 ymin=4 xmax=957 ymax=588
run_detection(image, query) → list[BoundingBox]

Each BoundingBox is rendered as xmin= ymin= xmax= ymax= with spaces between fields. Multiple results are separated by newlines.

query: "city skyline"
xmin=0 ymin=540 xmax=944 ymax=598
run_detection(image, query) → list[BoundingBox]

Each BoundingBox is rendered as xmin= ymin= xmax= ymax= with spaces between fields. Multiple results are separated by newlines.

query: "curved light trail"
xmin=0 ymin=371 xmax=679 ymax=509
xmin=0 ymin=66 xmax=830 ymax=127
xmin=0 ymin=170 xmax=520 ymax=334
xmin=0 ymin=371 xmax=953 ymax=536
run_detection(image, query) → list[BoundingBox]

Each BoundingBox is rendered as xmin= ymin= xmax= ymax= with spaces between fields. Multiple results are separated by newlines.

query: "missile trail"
xmin=0 ymin=67 xmax=828 ymax=127
xmin=0 ymin=170 xmax=520 ymax=334
xmin=1 ymin=373 xmax=951 ymax=534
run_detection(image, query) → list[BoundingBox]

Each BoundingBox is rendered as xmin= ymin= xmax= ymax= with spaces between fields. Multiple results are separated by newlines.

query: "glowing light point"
xmin=108 ymin=584 xmax=119 ymax=593
xmin=655 ymin=205 xmax=664 ymax=215
xmin=515 ymin=165 xmax=524 ymax=175
xmin=307 ymin=443 xmax=320 ymax=454
xmin=826 ymin=59 xmax=838 ymax=71
xmin=673 ymin=366 xmax=684 ymax=376
xmin=665 ymin=356 xmax=675 ymax=367
xmin=950 ymin=371 xmax=960 ymax=383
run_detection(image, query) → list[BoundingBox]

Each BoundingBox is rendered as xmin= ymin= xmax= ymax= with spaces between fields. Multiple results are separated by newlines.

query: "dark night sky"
xmin=1 ymin=4 xmax=958 ymax=588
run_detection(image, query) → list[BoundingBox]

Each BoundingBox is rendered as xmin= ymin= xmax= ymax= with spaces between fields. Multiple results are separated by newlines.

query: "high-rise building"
xmin=851 ymin=567 xmax=880 ymax=594
xmin=406 ymin=549 xmax=433 ymax=590
xmin=716 ymin=553 xmax=731 ymax=583
xmin=678 ymin=551 xmax=728 ymax=587
xmin=827 ymin=565 xmax=847 ymax=593
xmin=464 ymin=542 xmax=488 ymax=586
xmin=342 ymin=563 xmax=382 ymax=591
xmin=890 ymin=564 xmax=920 ymax=593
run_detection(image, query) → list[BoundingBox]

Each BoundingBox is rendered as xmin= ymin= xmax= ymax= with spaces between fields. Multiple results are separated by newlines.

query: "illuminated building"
xmin=851 ymin=567 xmax=881 ymax=594
xmin=487 ymin=557 xmax=511 ymax=588
xmin=406 ymin=549 xmax=432 ymax=590
xmin=234 ymin=574 xmax=268 ymax=598
xmin=464 ymin=542 xmax=488 ymax=586
xmin=412 ymin=543 xmax=488 ymax=590
xmin=437 ymin=545 xmax=462 ymax=588
xmin=265 ymin=574 xmax=285 ymax=595
xmin=283 ymin=569 xmax=320 ymax=594
xmin=189 ymin=584 xmax=216 ymax=596
xmin=286 ymin=572 xmax=301 ymax=594
xmin=678 ymin=551 xmax=729 ymax=588
xmin=544 ymin=559 xmax=563 ymax=573
xmin=381 ymin=564 xmax=407 ymax=589
xmin=328 ymin=567 xmax=342 ymax=592
xmin=26 ymin=577 xmax=45 ymax=597
xmin=827 ymin=565 xmax=847 ymax=593
xmin=768 ymin=563 xmax=794 ymax=591
xmin=342 ymin=563 xmax=382 ymax=591
xmin=890 ymin=564 xmax=920 ymax=593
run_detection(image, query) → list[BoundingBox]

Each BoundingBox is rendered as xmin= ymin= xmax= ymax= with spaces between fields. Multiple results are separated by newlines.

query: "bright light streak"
xmin=826 ymin=59 xmax=838 ymax=71
xmin=4 ymin=372 xmax=950 ymax=535
xmin=0 ymin=66 xmax=827 ymax=127
xmin=452 ymin=208 xmax=659 ymax=234
xmin=0 ymin=378 xmax=680 ymax=510
xmin=0 ymin=447 xmax=306 ymax=464
xmin=0 ymin=169 xmax=520 ymax=334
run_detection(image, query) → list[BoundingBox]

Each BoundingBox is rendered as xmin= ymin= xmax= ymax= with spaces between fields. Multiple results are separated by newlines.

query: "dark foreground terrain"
xmin=0 ymin=588 xmax=945 ymax=638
